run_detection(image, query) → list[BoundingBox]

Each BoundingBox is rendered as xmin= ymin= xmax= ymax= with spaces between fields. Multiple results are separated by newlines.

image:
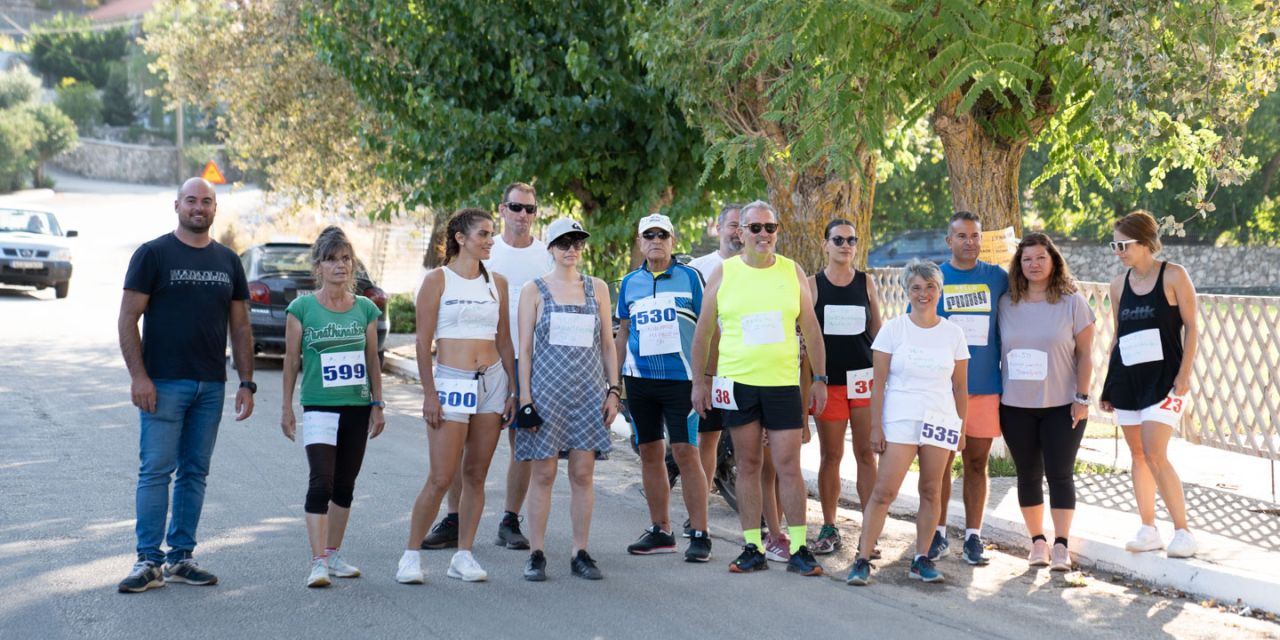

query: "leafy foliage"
xmin=101 ymin=62 xmax=136 ymax=126
xmin=0 ymin=67 xmax=79 ymax=192
xmin=28 ymin=13 xmax=129 ymax=87
xmin=0 ymin=64 xmax=40 ymax=110
xmin=54 ymin=78 xmax=101 ymax=133
xmin=306 ymin=0 xmax=725 ymax=280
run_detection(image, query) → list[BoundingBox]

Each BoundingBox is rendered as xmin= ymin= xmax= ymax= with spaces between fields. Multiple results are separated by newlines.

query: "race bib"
xmin=1007 ymin=349 xmax=1048 ymax=381
xmin=1148 ymin=393 xmax=1189 ymax=425
xmin=919 ymin=409 xmax=962 ymax=451
xmin=948 ymin=314 xmax=989 ymax=347
xmin=823 ymin=305 xmax=866 ymax=336
xmin=741 ymin=310 xmax=785 ymax=346
xmin=320 ymin=351 xmax=367 ymax=388
xmin=436 ymin=377 xmax=479 ymax=415
xmin=632 ymin=297 xmax=681 ymax=356
xmin=1119 ymin=329 xmax=1163 ymax=366
xmin=942 ymin=284 xmax=992 ymax=313
xmin=549 ymin=311 xmax=595 ymax=347
xmin=302 ymin=411 xmax=339 ymax=446
xmin=711 ymin=376 xmax=738 ymax=410
xmin=846 ymin=368 xmax=874 ymax=400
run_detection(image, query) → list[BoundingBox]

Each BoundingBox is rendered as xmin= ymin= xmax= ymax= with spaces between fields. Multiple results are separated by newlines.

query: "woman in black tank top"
xmin=1100 ymin=211 xmax=1200 ymax=558
xmin=805 ymin=219 xmax=882 ymax=554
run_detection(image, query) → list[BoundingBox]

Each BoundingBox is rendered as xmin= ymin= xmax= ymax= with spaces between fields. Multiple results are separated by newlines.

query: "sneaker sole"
xmin=164 ymin=574 xmax=217 ymax=586
xmin=627 ymin=546 xmax=677 ymax=555
xmin=1125 ymin=542 xmax=1163 ymax=552
xmin=928 ymin=548 xmax=949 ymax=561
xmin=846 ymin=574 xmax=870 ymax=586
xmin=728 ymin=563 xmax=768 ymax=573
xmin=117 ymin=579 xmax=165 ymax=593
xmin=764 ymin=553 xmax=789 ymax=563
xmin=1050 ymin=563 xmax=1071 ymax=571
xmin=307 ymin=576 xmax=331 ymax=588
xmin=329 ymin=570 xmax=361 ymax=578
xmin=524 ymin=572 xmax=546 ymax=582
xmin=787 ymin=566 xmax=824 ymax=577
xmin=909 ymin=572 xmax=945 ymax=583
xmin=571 ymin=570 xmax=603 ymax=580
xmin=963 ymin=554 xmax=990 ymax=566
xmin=1166 ymin=548 xmax=1196 ymax=559
xmin=684 ymin=553 xmax=712 ymax=563
xmin=422 ymin=540 xmax=458 ymax=550
xmin=396 ymin=573 xmax=425 ymax=585
xmin=446 ymin=568 xmax=488 ymax=582
xmin=1028 ymin=558 xmax=1050 ymax=567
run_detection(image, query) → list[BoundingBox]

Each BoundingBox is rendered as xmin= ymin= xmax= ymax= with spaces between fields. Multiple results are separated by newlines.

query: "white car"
xmin=0 ymin=208 xmax=76 ymax=298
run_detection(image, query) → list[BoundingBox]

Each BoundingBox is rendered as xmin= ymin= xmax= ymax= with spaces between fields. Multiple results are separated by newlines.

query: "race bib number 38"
xmin=320 ymin=351 xmax=367 ymax=388
xmin=919 ymin=409 xmax=962 ymax=451
xmin=711 ymin=376 xmax=739 ymax=410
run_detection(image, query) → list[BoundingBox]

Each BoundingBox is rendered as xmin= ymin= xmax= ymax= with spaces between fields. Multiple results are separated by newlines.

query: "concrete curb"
xmin=0 ymin=188 xmax=56 ymax=203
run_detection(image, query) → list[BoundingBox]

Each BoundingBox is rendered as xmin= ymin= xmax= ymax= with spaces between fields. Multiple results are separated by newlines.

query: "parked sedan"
xmin=865 ymin=230 xmax=951 ymax=268
xmin=239 ymin=242 xmax=389 ymax=358
xmin=0 ymin=208 xmax=76 ymax=298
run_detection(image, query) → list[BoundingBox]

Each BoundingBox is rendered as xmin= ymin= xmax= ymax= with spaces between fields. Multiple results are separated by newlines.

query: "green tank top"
xmin=286 ymin=294 xmax=382 ymax=406
xmin=716 ymin=254 xmax=800 ymax=387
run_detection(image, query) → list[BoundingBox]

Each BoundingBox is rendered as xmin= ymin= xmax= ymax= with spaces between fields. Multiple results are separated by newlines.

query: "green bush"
xmin=0 ymin=108 xmax=39 ymax=191
xmin=28 ymin=13 xmax=128 ymax=87
xmin=55 ymin=79 xmax=102 ymax=134
xmin=101 ymin=63 xmax=136 ymax=126
xmin=27 ymin=103 xmax=77 ymax=186
xmin=388 ymin=293 xmax=416 ymax=333
xmin=0 ymin=66 xmax=40 ymax=110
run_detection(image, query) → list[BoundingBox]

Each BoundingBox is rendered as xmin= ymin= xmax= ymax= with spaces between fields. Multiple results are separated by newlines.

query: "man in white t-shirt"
xmin=422 ymin=182 xmax=553 ymax=552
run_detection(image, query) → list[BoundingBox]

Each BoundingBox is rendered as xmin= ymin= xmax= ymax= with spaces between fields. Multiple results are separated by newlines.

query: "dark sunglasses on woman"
xmin=828 ymin=235 xmax=857 ymax=246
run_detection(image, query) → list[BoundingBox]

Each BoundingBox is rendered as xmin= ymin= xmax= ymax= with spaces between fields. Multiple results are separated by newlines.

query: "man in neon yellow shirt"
xmin=691 ymin=200 xmax=828 ymax=577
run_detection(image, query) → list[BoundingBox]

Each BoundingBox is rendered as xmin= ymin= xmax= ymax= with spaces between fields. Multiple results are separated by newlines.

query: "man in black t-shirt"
xmin=116 ymin=177 xmax=255 ymax=593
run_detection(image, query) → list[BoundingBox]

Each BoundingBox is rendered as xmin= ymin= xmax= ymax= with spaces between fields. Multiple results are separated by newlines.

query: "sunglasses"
xmin=745 ymin=222 xmax=780 ymax=235
xmin=1109 ymin=239 xmax=1138 ymax=252
xmin=828 ymin=235 xmax=857 ymax=247
xmin=641 ymin=230 xmax=671 ymax=241
xmin=504 ymin=202 xmax=538 ymax=215
xmin=551 ymin=237 xmax=588 ymax=251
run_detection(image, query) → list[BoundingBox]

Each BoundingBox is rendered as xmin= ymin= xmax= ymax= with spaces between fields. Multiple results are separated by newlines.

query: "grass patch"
xmin=909 ymin=454 xmax=1121 ymax=478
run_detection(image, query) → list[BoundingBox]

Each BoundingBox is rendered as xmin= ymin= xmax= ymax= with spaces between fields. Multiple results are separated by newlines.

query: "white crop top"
xmin=436 ymin=266 xmax=501 ymax=340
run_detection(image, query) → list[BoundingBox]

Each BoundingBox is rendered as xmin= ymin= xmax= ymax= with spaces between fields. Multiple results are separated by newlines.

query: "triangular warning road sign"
xmin=201 ymin=160 xmax=227 ymax=185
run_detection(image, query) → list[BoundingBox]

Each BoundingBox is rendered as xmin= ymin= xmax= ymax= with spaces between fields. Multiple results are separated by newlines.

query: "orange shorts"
xmin=811 ymin=384 xmax=871 ymax=422
xmin=965 ymin=394 xmax=1001 ymax=438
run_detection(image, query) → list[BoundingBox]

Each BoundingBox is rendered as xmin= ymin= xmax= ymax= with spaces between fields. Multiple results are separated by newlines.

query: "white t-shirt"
xmin=688 ymin=251 xmax=726 ymax=281
xmin=871 ymin=314 xmax=970 ymax=424
xmin=485 ymin=235 xmax=553 ymax=351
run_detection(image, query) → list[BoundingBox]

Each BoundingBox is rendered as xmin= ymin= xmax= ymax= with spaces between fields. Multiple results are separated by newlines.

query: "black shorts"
xmin=722 ymin=382 xmax=804 ymax=431
xmin=624 ymin=377 xmax=698 ymax=446
xmin=698 ymin=407 xmax=724 ymax=433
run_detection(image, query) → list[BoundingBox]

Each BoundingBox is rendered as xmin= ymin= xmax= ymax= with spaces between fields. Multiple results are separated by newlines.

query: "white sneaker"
xmin=447 ymin=550 xmax=488 ymax=582
xmin=1049 ymin=543 xmax=1072 ymax=572
xmin=1027 ymin=539 xmax=1050 ymax=567
xmin=1166 ymin=529 xmax=1198 ymax=558
xmin=326 ymin=550 xmax=361 ymax=578
xmin=307 ymin=558 xmax=331 ymax=588
xmin=1124 ymin=525 xmax=1164 ymax=552
xmin=396 ymin=551 xmax=425 ymax=584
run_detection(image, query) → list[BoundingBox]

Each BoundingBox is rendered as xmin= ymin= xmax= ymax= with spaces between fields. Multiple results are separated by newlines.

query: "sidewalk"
xmin=381 ymin=333 xmax=1280 ymax=613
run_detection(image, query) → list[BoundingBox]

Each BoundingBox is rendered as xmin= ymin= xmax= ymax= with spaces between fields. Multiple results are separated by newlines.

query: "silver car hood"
xmin=0 ymin=232 xmax=73 ymax=252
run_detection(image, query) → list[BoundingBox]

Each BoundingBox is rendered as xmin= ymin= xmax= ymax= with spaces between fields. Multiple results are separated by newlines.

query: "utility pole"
xmin=173 ymin=6 xmax=184 ymax=183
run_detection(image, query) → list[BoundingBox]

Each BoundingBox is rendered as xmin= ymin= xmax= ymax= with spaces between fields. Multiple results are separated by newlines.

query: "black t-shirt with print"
xmin=123 ymin=233 xmax=249 ymax=381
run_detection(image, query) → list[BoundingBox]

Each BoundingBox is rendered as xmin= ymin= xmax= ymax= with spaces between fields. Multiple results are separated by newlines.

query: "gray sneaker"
xmin=163 ymin=559 xmax=218 ymax=586
xmin=118 ymin=560 xmax=165 ymax=593
xmin=496 ymin=512 xmax=530 ymax=550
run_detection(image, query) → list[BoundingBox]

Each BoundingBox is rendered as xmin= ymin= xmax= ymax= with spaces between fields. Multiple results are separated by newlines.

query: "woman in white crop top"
xmin=397 ymin=208 xmax=517 ymax=585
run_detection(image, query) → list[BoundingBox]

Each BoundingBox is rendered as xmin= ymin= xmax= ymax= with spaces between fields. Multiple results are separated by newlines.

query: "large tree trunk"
xmin=932 ymin=89 xmax=1055 ymax=235
xmin=762 ymin=147 xmax=876 ymax=274
xmin=422 ymin=207 xmax=449 ymax=269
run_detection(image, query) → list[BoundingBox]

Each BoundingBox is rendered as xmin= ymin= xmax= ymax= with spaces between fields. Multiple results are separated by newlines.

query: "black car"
xmin=865 ymin=230 xmax=952 ymax=268
xmin=239 ymin=242 xmax=389 ymax=358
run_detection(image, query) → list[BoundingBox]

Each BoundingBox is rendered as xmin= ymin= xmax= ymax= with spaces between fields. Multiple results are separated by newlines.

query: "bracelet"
xmin=606 ymin=387 xmax=622 ymax=399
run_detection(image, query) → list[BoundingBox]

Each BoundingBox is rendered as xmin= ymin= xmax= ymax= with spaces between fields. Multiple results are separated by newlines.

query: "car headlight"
xmin=50 ymin=248 xmax=71 ymax=261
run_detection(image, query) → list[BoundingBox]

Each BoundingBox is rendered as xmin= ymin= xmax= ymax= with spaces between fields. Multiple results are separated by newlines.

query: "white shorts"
xmin=884 ymin=419 xmax=923 ymax=446
xmin=1114 ymin=393 xmax=1189 ymax=428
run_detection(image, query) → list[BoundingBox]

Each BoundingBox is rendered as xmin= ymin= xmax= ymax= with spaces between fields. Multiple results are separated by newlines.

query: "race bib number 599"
xmin=320 ymin=351 xmax=367 ymax=388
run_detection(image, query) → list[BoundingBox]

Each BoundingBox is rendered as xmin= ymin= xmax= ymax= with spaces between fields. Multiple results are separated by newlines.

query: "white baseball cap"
xmin=545 ymin=217 xmax=590 ymax=246
xmin=637 ymin=213 xmax=674 ymax=234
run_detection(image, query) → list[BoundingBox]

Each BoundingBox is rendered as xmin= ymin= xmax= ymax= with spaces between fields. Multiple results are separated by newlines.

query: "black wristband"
xmin=239 ymin=381 xmax=257 ymax=394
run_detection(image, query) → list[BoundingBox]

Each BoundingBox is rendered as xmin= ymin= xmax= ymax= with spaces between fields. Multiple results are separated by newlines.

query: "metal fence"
xmin=869 ymin=269 xmax=1280 ymax=461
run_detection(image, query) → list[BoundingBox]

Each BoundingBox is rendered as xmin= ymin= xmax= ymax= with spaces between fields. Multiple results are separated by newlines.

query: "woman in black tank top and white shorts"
xmin=806 ymin=219 xmax=881 ymax=555
xmin=1100 ymin=210 xmax=1199 ymax=558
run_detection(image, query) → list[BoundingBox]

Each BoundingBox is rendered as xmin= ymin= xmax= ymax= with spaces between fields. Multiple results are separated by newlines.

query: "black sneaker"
xmin=626 ymin=525 xmax=677 ymax=555
xmin=524 ymin=550 xmax=547 ymax=582
xmin=685 ymin=530 xmax=712 ymax=563
xmin=570 ymin=550 xmax=603 ymax=580
xmin=682 ymin=517 xmax=693 ymax=538
xmin=163 ymin=559 xmax=218 ymax=585
xmin=786 ymin=545 xmax=824 ymax=577
xmin=117 ymin=560 xmax=164 ymax=593
xmin=422 ymin=514 xmax=459 ymax=549
xmin=496 ymin=511 xmax=530 ymax=550
xmin=728 ymin=543 xmax=768 ymax=573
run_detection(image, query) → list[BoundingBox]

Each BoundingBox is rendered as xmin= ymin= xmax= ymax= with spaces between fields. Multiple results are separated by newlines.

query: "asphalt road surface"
xmin=2 ymin=180 xmax=1277 ymax=640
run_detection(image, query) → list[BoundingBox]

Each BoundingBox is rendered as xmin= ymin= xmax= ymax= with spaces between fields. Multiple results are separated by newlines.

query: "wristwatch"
xmin=369 ymin=400 xmax=385 ymax=408
xmin=1073 ymin=393 xmax=1090 ymax=405
xmin=239 ymin=381 xmax=257 ymax=394
xmin=812 ymin=375 xmax=829 ymax=384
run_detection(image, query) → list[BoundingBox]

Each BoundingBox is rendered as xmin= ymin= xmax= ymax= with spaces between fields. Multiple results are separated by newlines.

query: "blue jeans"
xmin=135 ymin=379 xmax=225 ymax=564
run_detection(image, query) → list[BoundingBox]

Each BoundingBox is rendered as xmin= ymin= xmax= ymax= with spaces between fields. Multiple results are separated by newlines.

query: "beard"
xmin=179 ymin=214 xmax=212 ymax=233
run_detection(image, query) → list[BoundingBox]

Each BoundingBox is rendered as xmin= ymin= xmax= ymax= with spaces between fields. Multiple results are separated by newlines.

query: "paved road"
xmin=2 ymin=181 xmax=1277 ymax=640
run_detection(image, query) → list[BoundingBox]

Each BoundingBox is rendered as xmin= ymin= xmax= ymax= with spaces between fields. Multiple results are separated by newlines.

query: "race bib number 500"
xmin=320 ymin=351 xmax=367 ymax=388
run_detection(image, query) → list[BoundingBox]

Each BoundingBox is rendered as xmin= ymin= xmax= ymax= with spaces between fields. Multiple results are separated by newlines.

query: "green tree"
xmin=143 ymin=0 xmax=399 ymax=215
xmin=307 ymin=0 xmax=725 ymax=280
xmin=28 ymin=13 xmax=129 ymax=87
xmin=0 ymin=108 xmax=38 ymax=191
xmin=26 ymin=103 xmax=78 ymax=188
xmin=55 ymin=78 xmax=102 ymax=134
xmin=0 ymin=64 xmax=40 ymax=110
xmin=101 ymin=62 xmax=136 ymax=126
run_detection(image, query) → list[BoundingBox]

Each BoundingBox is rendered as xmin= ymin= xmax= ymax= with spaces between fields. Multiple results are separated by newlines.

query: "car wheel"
xmin=54 ymin=281 xmax=69 ymax=299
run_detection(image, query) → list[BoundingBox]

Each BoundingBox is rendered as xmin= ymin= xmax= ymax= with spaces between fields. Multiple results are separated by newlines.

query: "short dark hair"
xmin=950 ymin=211 xmax=980 ymax=225
xmin=718 ymin=203 xmax=743 ymax=225
xmin=501 ymin=182 xmax=536 ymax=204
xmin=824 ymin=218 xmax=855 ymax=239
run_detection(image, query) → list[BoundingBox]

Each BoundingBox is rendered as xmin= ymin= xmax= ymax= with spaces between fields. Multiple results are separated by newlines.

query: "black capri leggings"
xmin=303 ymin=405 xmax=371 ymax=514
xmin=998 ymin=403 xmax=1086 ymax=509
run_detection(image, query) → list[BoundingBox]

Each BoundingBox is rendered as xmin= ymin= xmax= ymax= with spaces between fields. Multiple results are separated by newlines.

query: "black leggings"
xmin=998 ymin=404 xmax=1086 ymax=509
xmin=303 ymin=405 xmax=371 ymax=514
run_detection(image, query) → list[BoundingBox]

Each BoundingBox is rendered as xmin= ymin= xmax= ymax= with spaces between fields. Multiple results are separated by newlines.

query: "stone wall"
xmin=52 ymin=139 xmax=180 ymax=185
xmin=1057 ymin=242 xmax=1280 ymax=294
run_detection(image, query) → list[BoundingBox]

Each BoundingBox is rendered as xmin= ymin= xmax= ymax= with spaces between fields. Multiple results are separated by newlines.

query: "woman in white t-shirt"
xmin=846 ymin=259 xmax=969 ymax=587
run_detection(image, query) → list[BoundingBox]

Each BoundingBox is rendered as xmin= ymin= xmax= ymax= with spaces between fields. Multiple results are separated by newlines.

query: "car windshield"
xmin=0 ymin=210 xmax=62 ymax=236
xmin=259 ymin=248 xmax=313 ymax=275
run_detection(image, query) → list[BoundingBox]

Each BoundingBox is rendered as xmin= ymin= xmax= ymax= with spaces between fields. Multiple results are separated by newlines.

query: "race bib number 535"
xmin=919 ymin=409 xmax=962 ymax=451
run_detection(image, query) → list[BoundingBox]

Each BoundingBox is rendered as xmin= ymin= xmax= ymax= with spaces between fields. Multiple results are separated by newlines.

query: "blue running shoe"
xmin=728 ymin=544 xmax=769 ymax=573
xmin=846 ymin=558 xmax=872 ymax=586
xmin=786 ymin=545 xmax=824 ymax=577
xmin=909 ymin=556 xmax=944 ymax=583
xmin=927 ymin=530 xmax=949 ymax=561
xmin=962 ymin=534 xmax=990 ymax=566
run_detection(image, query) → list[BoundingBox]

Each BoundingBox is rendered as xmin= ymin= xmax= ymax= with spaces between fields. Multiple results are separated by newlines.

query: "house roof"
xmin=87 ymin=0 xmax=158 ymax=22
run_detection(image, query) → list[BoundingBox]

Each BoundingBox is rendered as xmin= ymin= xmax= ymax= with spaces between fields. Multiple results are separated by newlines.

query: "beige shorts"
xmin=436 ymin=361 xmax=509 ymax=423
